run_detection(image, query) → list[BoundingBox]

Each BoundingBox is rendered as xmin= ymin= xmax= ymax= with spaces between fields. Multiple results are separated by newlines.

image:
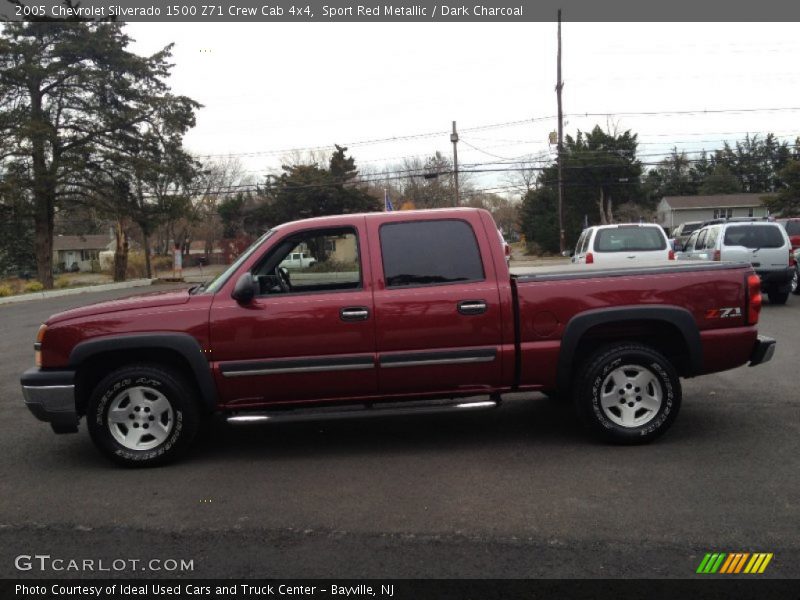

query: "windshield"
xmin=681 ymin=222 xmax=702 ymax=235
xmin=200 ymin=230 xmax=273 ymax=294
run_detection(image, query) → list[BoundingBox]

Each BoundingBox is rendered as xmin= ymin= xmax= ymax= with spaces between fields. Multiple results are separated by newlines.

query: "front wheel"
xmin=573 ymin=343 xmax=681 ymax=444
xmin=87 ymin=364 xmax=200 ymax=467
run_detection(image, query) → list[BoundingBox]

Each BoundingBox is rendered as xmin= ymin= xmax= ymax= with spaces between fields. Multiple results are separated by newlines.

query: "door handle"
xmin=340 ymin=306 xmax=370 ymax=322
xmin=457 ymin=300 xmax=487 ymax=315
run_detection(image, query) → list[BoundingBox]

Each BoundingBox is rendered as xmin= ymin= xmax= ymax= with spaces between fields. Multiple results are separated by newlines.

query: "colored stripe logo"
xmin=697 ymin=552 xmax=773 ymax=574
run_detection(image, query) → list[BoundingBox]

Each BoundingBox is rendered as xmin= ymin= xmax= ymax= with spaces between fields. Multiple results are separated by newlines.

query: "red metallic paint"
xmin=37 ymin=208 xmax=761 ymax=412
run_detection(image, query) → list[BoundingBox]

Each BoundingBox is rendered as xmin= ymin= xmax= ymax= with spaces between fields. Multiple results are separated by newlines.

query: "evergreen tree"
xmin=0 ymin=21 xmax=188 ymax=287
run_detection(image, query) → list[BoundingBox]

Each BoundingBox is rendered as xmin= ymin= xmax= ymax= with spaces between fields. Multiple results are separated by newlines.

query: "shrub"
xmin=152 ymin=255 xmax=173 ymax=273
xmin=0 ymin=284 xmax=13 ymax=297
xmin=23 ymin=280 xmax=44 ymax=293
xmin=124 ymin=252 xmax=147 ymax=279
xmin=55 ymin=276 xmax=71 ymax=289
xmin=305 ymin=260 xmax=359 ymax=273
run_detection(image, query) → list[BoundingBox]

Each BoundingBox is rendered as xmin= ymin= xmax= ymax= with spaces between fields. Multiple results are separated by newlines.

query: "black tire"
xmin=87 ymin=364 xmax=200 ymax=467
xmin=768 ymin=291 xmax=789 ymax=305
xmin=573 ymin=343 xmax=681 ymax=444
xmin=791 ymin=267 xmax=800 ymax=295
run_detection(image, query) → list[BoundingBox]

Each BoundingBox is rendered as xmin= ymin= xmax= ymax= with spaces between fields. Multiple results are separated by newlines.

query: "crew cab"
xmin=21 ymin=209 xmax=776 ymax=466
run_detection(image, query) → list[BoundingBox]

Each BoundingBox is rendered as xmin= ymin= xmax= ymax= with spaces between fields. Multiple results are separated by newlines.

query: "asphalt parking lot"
xmin=0 ymin=284 xmax=798 ymax=579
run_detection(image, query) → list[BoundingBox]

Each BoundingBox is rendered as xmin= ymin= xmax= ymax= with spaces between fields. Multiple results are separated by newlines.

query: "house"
xmin=657 ymin=194 xmax=773 ymax=233
xmin=53 ymin=234 xmax=114 ymax=272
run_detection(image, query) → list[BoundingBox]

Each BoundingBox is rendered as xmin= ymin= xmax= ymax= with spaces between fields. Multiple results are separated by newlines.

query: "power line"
xmin=188 ymin=107 xmax=800 ymax=160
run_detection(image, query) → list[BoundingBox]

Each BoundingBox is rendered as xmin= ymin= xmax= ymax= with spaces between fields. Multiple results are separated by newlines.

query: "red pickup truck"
xmin=21 ymin=208 xmax=776 ymax=466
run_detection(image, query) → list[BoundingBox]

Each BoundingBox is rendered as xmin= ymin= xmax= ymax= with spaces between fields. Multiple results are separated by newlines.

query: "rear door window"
xmin=703 ymin=227 xmax=719 ymax=250
xmin=723 ymin=225 xmax=785 ymax=249
xmin=380 ymin=220 xmax=485 ymax=287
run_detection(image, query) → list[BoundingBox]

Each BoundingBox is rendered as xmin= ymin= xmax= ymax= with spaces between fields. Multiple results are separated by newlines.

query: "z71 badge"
xmin=706 ymin=307 xmax=742 ymax=319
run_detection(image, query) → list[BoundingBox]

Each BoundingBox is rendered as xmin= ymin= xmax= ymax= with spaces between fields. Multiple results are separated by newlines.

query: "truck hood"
xmin=46 ymin=288 xmax=192 ymax=325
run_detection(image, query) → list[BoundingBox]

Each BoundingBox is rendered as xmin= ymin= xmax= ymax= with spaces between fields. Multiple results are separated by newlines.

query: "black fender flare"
xmin=557 ymin=305 xmax=702 ymax=391
xmin=69 ymin=333 xmax=217 ymax=411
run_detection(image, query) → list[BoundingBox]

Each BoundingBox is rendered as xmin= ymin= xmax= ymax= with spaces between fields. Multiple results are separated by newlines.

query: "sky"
xmin=126 ymin=22 xmax=800 ymax=197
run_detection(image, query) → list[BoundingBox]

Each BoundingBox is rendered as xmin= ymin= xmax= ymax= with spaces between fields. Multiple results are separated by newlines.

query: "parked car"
xmin=279 ymin=251 xmax=316 ymax=269
xmin=679 ymin=219 xmax=794 ymax=304
xmin=21 ymin=208 xmax=774 ymax=466
xmin=571 ymin=224 xmax=674 ymax=265
xmin=671 ymin=220 xmax=704 ymax=249
xmin=498 ymin=230 xmax=511 ymax=266
xmin=776 ymin=217 xmax=800 ymax=251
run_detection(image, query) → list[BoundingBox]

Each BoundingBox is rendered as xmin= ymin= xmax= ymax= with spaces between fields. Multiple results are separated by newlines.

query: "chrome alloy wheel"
xmin=791 ymin=268 xmax=798 ymax=293
xmin=599 ymin=364 xmax=663 ymax=428
xmin=107 ymin=386 xmax=174 ymax=450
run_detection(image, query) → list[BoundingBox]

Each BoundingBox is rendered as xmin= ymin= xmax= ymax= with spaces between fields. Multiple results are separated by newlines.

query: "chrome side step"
xmin=226 ymin=397 xmax=500 ymax=425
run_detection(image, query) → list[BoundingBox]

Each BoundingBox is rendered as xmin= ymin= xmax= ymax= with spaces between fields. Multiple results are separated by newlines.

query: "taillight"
xmin=586 ymin=252 xmax=594 ymax=264
xmin=713 ymin=250 xmax=721 ymax=261
xmin=746 ymin=273 xmax=762 ymax=325
xmin=668 ymin=249 xmax=675 ymax=260
xmin=789 ymin=248 xmax=795 ymax=267
xmin=34 ymin=324 xmax=47 ymax=367
xmin=505 ymin=244 xmax=511 ymax=257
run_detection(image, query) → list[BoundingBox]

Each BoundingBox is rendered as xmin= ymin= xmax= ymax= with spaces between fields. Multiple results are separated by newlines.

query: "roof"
xmin=661 ymin=193 xmax=773 ymax=209
xmin=53 ymin=235 xmax=112 ymax=251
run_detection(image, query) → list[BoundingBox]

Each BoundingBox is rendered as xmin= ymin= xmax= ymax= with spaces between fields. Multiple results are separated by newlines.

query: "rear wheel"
xmin=573 ymin=343 xmax=681 ymax=444
xmin=791 ymin=267 xmax=799 ymax=295
xmin=87 ymin=364 xmax=200 ymax=467
xmin=768 ymin=291 xmax=789 ymax=305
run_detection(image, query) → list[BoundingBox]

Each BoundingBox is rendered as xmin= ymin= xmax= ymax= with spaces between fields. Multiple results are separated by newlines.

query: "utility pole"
xmin=451 ymin=120 xmax=460 ymax=206
xmin=556 ymin=9 xmax=566 ymax=253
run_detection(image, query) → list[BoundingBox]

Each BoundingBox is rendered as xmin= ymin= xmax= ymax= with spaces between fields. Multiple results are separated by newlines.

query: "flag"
xmin=384 ymin=189 xmax=394 ymax=212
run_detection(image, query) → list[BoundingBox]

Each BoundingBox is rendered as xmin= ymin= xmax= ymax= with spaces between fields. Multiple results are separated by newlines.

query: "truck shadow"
xmin=189 ymin=395 xmax=587 ymax=462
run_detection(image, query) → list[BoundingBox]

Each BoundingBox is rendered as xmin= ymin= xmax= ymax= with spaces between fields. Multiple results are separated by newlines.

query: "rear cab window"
xmin=723 ymin=225 xmax=785 ymax=249
xmin=379 ymin=220 xmax=485 ymax=287
xmin=593 ymin=227 xmax=667 ymax=252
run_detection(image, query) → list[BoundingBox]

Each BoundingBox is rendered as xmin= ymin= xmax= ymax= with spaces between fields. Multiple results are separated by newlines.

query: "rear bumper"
xmin=749 ymin=336 xmax=776 ymax=367
xmin=20 ymin=368 xmax=79 ymax=433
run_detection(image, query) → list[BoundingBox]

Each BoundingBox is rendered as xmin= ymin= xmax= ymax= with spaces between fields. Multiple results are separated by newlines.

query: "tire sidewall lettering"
xmin=586 ymin=351 xmax=676 ymax=437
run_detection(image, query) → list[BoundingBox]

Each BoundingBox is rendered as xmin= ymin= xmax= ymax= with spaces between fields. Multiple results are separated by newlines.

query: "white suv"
xmin=571 ymin=224 xmax=674 ymax=266
xmin=680 ymin=219 xmax=794 ymax=304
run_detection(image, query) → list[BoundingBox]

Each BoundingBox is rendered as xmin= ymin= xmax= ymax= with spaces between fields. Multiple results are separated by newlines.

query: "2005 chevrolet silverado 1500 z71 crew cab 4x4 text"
xmin=21 ymin=209 xmax=776 ymax=466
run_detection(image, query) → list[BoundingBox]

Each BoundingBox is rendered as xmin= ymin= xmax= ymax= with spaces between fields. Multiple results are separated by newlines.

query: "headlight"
xmin=34 ymin=324 xmax=47 ymax=367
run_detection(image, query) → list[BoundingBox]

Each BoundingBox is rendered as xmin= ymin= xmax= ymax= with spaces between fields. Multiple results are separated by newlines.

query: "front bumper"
xmin=20 ymin=368 xmax=79 ymax=433
xmin=748 ymin=336 xmax=776 ymax=367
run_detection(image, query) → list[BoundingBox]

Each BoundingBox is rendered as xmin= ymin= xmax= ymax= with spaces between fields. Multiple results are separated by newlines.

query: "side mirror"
xmin=231 ymin=273 xmax=256 ymax=304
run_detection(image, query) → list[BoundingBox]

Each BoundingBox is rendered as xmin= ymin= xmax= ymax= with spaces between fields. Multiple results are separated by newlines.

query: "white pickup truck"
xmin=279 ymin=252 xmax=317 ymax=269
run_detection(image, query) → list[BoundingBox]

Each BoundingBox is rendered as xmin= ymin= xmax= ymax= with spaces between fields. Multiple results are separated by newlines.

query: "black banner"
xmin=2 ymin=0 xmax=800 ymax=22
xmin=4 ymin=579 xmax=800 ymax=600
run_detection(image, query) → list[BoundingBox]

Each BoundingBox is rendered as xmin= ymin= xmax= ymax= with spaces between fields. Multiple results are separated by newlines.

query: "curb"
xmin=0 ymin=279 xmax=156 ymax=306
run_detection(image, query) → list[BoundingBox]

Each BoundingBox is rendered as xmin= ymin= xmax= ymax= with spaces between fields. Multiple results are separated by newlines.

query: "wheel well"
xmin=570 ymin=319 xmax=692 ymax=379
xmin=74 ymin=348 xmax=200 ymax=416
